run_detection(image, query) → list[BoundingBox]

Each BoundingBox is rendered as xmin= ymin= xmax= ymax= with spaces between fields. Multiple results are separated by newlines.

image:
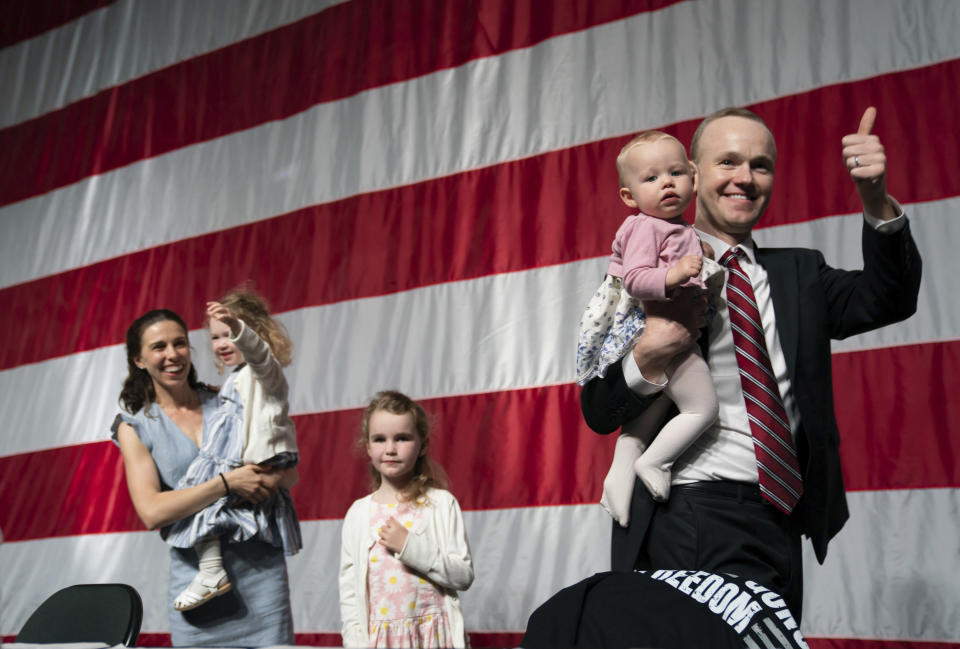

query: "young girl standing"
xmin=166 ymin=290 xmax=302 ymax=611
xmin=339 ymin=391 xmax=474 ymax=648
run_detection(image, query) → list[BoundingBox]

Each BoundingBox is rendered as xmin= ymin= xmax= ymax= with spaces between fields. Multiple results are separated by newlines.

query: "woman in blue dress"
xmin=111 ymin=309 xmax=297 ymax=646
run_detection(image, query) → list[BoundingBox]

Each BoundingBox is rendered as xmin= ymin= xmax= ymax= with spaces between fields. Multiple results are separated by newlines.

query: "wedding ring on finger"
xmin=854 ymin=156 xmax=861 ymax=167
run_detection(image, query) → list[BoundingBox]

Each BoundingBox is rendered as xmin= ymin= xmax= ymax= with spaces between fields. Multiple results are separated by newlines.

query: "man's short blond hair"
xmin=616 ymin=131 xmax=684 ymax=187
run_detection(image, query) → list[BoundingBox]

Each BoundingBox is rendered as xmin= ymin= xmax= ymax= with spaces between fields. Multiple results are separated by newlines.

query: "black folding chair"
xmin=16 ymin=583 xmax=143 ymax=646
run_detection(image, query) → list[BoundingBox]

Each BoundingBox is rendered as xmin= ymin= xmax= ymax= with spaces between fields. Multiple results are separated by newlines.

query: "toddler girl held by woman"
xmin=340 ymin=391 xmax=474 ymax=648
xmin=577 ymin=131 xmax=722 ymax=522
xmin=166 ymin=290 xmax=302 ymax=611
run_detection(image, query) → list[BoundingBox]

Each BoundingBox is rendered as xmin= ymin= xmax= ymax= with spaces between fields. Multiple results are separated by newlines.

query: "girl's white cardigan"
xmin=339 ymin=487 xmax=474 ymax=648
xmin=229 ymin=321 xmax=298 ymax=464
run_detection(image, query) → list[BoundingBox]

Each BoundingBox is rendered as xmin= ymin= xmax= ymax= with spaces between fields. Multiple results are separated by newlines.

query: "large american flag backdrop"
xmin=1 ymin=1 xmax=958 ymax=646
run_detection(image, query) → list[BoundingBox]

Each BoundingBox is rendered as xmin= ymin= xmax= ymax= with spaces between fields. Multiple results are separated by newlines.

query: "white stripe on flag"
xmin=0 ymin=0 xmax=341 ymax=129
xmin=3 ymin=490 xmax=958 ymax=638
xmin=802 ymin=487 xmax=960 ymax=642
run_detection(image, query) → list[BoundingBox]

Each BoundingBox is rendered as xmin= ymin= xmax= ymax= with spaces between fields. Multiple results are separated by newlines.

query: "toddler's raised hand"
xmin=206 ymin=301 xmax=242 ymax=337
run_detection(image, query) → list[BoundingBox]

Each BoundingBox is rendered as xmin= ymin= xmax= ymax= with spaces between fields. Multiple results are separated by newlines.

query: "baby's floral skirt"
xmin=576 ymin=274 xmax=645 ymax=386
xmin=576 ymin=259 xmax=725 ymax=386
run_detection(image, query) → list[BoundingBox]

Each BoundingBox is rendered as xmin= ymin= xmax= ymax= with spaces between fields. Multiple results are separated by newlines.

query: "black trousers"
xmin=638 ymin=481 xmax=805 ymax=622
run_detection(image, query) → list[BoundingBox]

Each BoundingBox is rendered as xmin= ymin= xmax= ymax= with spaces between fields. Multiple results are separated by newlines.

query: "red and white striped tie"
xmin=721 ymin=247 xmax=803 ymax=514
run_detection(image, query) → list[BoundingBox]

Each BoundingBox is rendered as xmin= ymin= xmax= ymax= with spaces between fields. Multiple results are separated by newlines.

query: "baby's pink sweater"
xmin=606 ymin=212 xmax=704 ymax=300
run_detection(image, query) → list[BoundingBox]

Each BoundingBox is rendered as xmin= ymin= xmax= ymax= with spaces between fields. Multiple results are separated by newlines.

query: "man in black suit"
xmin=580 ymin=106 xmax=922 ymax=620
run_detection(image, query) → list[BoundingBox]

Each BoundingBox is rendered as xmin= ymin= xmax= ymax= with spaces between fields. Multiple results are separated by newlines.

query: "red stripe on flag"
xmin=131 ymin=632 xmax=529 ymax=646
xmin=1 ymin=383 xmax=611 ymax=541
xmin=833 ymin=341 xmax=960 ymax=492
xmin=122 ymin=633 xmax=168 ymax=647
xmin=1 ymin=64 xmax=954 ymax=369
xmin=3 ymin=342 xmax=958 ymax=542
xmin=291 ymin=634 xmax=351 ymax=647
xmin=0 ymin=0 xmax=681 ymax=207
xmin=0 ymin=0 xmax=114 ymax=49
xmin=4 ymin=633 xmax=957 ymax=647
xmin=469 ymin=632 xmax=526 ymax=647
xmin=756 ymin=57 xmax=960 ymax=223
xmin=807 ymin=639 xmax=960 ymax=649
xmin=0 ymin=440 xmax=143 ymax=543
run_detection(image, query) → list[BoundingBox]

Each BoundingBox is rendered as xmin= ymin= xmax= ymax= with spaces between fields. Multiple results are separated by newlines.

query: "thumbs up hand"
xmin=841 ymin=107 xmax=895 ymax=220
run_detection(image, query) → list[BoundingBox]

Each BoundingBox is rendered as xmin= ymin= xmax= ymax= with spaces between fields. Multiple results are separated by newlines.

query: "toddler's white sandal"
xmin=174 ymin=569 xmax=232 ymax=612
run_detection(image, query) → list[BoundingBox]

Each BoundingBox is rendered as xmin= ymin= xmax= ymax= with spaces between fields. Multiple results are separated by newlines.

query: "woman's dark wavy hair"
xmin=119 ymin=309 xmax=202 ymax=414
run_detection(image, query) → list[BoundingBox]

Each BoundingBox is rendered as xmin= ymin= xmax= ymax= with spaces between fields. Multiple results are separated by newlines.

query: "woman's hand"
xmin=222 ymin=464 xmax=279 ymax=504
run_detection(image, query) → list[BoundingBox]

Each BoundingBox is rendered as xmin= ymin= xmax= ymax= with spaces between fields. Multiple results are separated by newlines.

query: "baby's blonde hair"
xmin=358 ymin=390 xmax=449 ymax=505
xmin=615 ymin=130 xmax=684 ymax=187
xmin=218 ymin=286 xmax=293 ymax=367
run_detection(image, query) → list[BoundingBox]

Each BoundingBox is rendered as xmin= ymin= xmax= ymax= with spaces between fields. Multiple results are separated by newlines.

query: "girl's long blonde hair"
xmin=359 ymin=390 xmax=448 ymax=505
xmin=217 ymin=286 xmax=293 ymax=368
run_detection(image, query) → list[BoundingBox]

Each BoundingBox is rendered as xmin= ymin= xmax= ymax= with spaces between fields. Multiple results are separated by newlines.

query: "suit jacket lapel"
xmin=756 ymin=248 xmax=800 ymax=379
